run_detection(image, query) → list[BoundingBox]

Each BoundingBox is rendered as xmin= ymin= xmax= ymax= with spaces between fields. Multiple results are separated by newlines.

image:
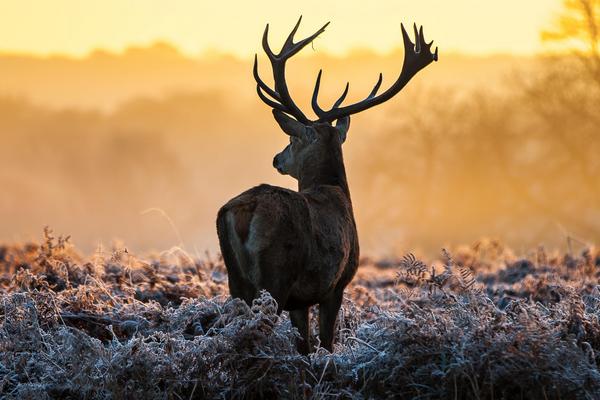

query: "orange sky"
xmin=0 ymin=0 xmax=563 ymax=57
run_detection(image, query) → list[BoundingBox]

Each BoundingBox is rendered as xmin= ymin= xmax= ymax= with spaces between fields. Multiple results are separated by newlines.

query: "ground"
xmin=1 ymin=230 xmax=599 ymax=399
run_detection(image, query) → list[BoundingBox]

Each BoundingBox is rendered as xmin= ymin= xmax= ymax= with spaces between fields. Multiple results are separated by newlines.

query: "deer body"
xmin=216 ymin=17 xmax=437 ymax=354
xmin=218 ymin=183 xmax=358 ymax=304
xmin=218 ymin=117 xmax=358 ymax=353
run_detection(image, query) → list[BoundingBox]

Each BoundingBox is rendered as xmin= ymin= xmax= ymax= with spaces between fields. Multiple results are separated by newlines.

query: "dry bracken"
xmin=1 ymin=231 xmax=599 ymax=399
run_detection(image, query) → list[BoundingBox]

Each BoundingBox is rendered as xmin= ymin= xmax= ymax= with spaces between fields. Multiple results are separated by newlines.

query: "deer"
xmin=216 ymin=17 xmax=437 ymax=354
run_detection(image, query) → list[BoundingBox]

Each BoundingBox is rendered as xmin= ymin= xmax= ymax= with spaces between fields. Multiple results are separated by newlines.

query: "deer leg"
xmin=319 ymin=289 xmax=344 ymax=352
xmin=290 ymin=307 xmax=311 ymax=355
xmin=227 ymin=274 xmax=255 ymax=306
xmin=256 ymin=268 xmax=291 ymax=315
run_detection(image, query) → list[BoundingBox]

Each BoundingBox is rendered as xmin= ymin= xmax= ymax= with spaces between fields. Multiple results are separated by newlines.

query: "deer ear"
xmin=335 ymin=116 xmax=350 ymax=143
xmin=272 ymin=110 xmax=305 ymax=137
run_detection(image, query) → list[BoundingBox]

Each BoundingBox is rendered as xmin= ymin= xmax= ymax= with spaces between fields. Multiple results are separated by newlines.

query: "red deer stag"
xmin=217 ymin=17 xmax=437 ymax=354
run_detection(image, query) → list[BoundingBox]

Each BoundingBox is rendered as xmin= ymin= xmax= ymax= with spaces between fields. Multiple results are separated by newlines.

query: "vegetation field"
xmin=1 ymin=229 xmax=599 ymax=399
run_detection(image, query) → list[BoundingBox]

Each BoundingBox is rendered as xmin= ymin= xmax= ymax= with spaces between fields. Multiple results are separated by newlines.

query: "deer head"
xmin=271 ymin=110 xmax=350 ymax=178
xmin=255 ymin=17 xmax=438 ymax=182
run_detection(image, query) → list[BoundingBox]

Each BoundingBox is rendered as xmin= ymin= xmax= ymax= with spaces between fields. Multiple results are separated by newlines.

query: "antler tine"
xmin=311 ymin=70 xmax=326 ymax=116
xmin=254 ymin=53 xmax=290 ymax=114
xmin=256 ymin=85 xmax=288 ymax=113
xmin=367 ymin=73 xmax=383 ymax=98
xmin=313 ymin=22 xmax=438 ymax=123
xmin=401 ymin=23 xmax=415 ymax=52
xmin=419 ymin=25 xmax=426 ymax=49
xmin=312 ymin=68 xmax=351 ymax=119
xmin=413 ymin=24 xmax=421 ymax=53
xmin=332 ymin=82 xmax=349 ymax=109
xmin=282 ymin=16 xmax=303 ymax=49
xmin=419 ymin=26 xmax=438 ymax=62
xmin=312 ymin=72 xmax=383 ymax=120
xmin=262 ymin=24 xmax=276 ymax=60
xmin=264 ymin=17 xmax=329 ymax=60
xmin=255 ymin=18 xmax=330 ymax=124
xmin=253 ymin=54 xmax=281 ymax=101
xmin=282 ymin=21 xmax=329 ymax=58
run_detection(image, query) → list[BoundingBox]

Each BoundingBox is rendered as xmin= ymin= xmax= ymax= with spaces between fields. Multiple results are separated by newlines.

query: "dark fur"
xmin=216 ymin=123 xmax=359 ymax=354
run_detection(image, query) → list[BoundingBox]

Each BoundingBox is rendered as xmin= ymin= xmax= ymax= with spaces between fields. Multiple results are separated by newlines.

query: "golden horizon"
xmin=0 ymin=0 xmax=564 ymax=58
xmin=0 ymin=41 xmax=553 ymax=60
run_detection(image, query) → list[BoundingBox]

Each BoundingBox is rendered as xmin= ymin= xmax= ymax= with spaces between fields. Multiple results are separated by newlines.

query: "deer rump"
xmin=217 ymin=183 xmax=357 ymax=312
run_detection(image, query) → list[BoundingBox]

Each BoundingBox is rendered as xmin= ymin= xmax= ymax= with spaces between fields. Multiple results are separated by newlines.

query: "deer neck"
xmin=297 ymin=143 xmax=350 ymax=198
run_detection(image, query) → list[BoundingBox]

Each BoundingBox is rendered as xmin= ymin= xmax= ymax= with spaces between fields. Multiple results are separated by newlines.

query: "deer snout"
xmin=273 ymin=154 xmax=283 ymax=174
xmin=273 ymin=154 xmax=283 ymax=173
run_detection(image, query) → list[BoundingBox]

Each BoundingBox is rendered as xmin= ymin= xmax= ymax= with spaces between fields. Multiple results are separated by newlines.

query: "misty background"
xmin=1 ymin=2 xmax=599 ymax=256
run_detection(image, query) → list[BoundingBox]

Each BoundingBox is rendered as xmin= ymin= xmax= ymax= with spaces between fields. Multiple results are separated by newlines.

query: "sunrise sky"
xmin=0 ymin=0 xmax=563 ymax=57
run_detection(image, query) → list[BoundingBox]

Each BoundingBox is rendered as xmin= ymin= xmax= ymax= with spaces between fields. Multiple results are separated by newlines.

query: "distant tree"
xmin=504 ymin=0 xmax=600 ymax=240
xmin=542 ymin=0 xmax=600 ymax=79
xmin=354 ymin=0 xmax=600 ymax=248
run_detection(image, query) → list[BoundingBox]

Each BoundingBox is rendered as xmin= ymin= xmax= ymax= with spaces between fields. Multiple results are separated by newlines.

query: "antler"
xmin=254 ymin=19 xmax=438 ymax=124
xmin=254 ymin=16 xmax=329 ymax=125
xmin=311 ymin=23 xmax=438 ymax=123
